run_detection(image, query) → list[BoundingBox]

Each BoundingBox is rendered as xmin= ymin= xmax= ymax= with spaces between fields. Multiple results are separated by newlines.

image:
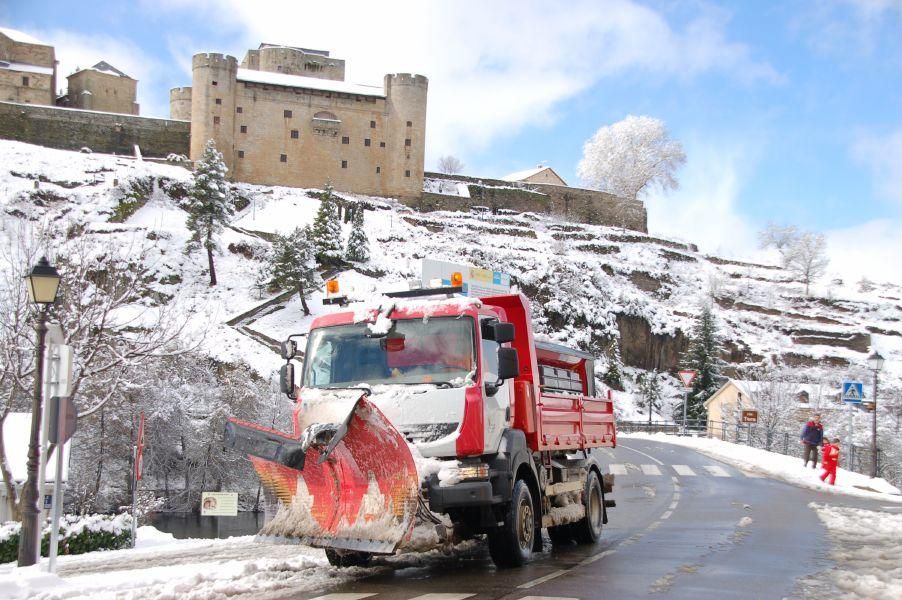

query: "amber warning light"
xmin=326 ymin=279 xmax=339 ymax=295
xmin=451 ymin=271 xmax=463 ymax=286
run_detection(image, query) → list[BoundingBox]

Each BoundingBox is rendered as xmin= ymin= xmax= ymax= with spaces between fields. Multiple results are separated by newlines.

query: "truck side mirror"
xmin=483 ymin=321 xmax=515 ymax=344
xmin=280 ymin=363 xmax=295 ymax=398
xmin=281 ymin=339 xmax=297 ymax=361
xmin=497 ymin=347 xmax=519 ymax=380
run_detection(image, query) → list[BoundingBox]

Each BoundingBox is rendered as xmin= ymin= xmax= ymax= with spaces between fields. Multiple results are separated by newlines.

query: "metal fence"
xmin=619 ymin=419 xmax=888 ymax=482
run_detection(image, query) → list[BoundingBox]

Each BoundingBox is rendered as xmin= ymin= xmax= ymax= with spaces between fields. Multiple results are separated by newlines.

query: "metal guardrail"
xmin=619 ymin=419 xmax=888 ymax=482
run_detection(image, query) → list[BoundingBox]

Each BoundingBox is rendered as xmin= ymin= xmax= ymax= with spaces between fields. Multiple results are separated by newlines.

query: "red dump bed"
xmin=482 ymin=295 xmax=617 ymax=453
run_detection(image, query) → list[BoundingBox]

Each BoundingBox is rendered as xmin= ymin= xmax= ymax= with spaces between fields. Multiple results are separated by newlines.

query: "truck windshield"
xmin=302 ymin=316 xmax=475 ymax=389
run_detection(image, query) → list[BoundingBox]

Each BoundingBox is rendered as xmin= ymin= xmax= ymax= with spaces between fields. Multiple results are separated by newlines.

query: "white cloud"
xmin=145 ymin=0 xmax=778 ymax=162
xmin=35 ymin=29 xmax=170 ymax=118
xmin=824 ymin=219 xmax=902 ymax=284
xmin=853 ymin=129 xmax=902 ymax=205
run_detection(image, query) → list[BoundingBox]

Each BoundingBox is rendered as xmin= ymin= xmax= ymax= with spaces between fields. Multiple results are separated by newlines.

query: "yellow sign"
xmin=201 ymin=492 xmax=238 ymax=516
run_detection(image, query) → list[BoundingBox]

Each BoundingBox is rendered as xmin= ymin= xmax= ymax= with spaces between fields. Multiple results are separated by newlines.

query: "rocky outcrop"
xmin=616 ymin=314 xmax=687 ymax=372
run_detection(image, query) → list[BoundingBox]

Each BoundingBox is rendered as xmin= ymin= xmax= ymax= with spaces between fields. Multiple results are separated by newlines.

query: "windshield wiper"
xmin=319 ymin=385 xmax=372 ymax=396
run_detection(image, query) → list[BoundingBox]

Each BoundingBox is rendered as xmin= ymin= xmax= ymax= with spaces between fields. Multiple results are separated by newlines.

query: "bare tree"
xmin=577 ymin=115 xmax=686 ymax=202
xmin=759 ymin=224 xmax=829 ymax=296
xmin=437 ymin=155 xmax=465 ymax=175
xmin=735 ymin=364 xmax=801 ymax=451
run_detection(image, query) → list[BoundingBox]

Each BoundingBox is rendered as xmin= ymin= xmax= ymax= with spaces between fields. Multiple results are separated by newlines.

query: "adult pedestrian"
xmin=820 ymin=438 xmax=840 ymax=486
xmin=800 ymin=413 xmax=824 ymax=469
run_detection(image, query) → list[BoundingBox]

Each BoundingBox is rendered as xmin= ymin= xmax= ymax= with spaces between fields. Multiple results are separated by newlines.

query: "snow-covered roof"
xmin=501 ymin=165 xmax=567 ymax=185
xmin=91 ymin=60 xmax=131 ymax=78
xmin=236 ymin=68 xmax=384 ymax=97
xmin=0 ymin=60 xmax=53 ymax=76
xmin=259 ymin=43 xmax=330 ymax=57
xmin=0 ymin=26 xmax=48 ymax=46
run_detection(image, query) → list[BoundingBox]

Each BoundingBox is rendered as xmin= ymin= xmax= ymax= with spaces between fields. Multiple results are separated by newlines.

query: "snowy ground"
xmin=622 ymin=432 xmax=902 ymax=501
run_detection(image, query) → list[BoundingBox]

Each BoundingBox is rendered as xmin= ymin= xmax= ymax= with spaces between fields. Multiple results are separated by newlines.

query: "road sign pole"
xmin=682 ymin=390 xmax=688 ymax=433
xmin=131 ymin=445 xmax=138 ymax=549
xmin=47 ymin=439 xmax=65 ymax=572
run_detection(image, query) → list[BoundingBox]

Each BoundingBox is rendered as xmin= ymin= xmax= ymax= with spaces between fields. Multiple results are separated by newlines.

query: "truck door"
xmin=481 ymin=318 xmax=511 ymax=454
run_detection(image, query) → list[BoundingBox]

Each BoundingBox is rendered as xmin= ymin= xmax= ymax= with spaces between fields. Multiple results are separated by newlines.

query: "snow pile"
xmin=811 ymin=503 xmax=902 ymax=599
xmin=624 ymin=432 xmax=902 ymax=501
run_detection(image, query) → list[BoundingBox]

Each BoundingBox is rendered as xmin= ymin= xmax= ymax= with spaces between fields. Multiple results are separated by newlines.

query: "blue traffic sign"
xmin=842 ymin=381 xmax=864 ymax=403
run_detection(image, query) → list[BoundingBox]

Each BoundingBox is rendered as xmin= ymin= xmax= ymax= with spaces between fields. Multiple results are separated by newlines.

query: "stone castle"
xmin=171 ymin=44 xmax=428 ymax=200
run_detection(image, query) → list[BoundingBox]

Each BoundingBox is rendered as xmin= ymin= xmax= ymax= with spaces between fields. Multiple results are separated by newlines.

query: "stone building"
xmin=61 ymin=61 xmax=139 ymax=115
xmin=0 ymin=27 xmax=56 ymax=106
xmin=172 ymin=43 xmax=428 ymax=199
xmin=502 ymin=165 xmax=568 ymax=186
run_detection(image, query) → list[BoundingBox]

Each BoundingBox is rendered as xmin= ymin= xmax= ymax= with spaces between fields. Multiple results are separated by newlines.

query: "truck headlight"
xmin=456 ymin=463 xmax=490 ymax=481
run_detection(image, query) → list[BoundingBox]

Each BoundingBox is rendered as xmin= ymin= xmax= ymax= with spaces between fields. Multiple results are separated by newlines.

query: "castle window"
xmin=370 ymin=120 xmax=376 ymax=129
xmin=215 ymin=98 xmax=222 ymax=105
xmin=238 ymin=150 xmax=245 ymax=158
xmin=405 ymin=170 xmax=411 ymax=177
xmin=240 ymin=125 xmax=247 ymax=133
xmin=22 ymin=76 xmax=29 ymax=87
xmin=379 ymin=141 xmax=386 ymax=148
xmin=405 ymin=138 xmax=411 ymax=147
xmin=291 ymin=129 xmax=299 ymax=139
xmin=342 ymin=160 xmax=348 ymax=169
xmin=236 ymin=106 xmax=243 ymax=113
xmin=213 ymin=116 xmax=221 ymax=125
xmin=212 ymin=80 xmax=218 ymax=86
xmin=342 ymin=136 xmax=349 ymax=145
xmin=280 ymin=154 xmax=287 ymax=163
xmin=376 ymin=166 xmax=381 ymax=174
xmin=406 ymin=121 xmax=412 ymax=127
xmin=284 ymin=109 xmax=292 ymax=118
xmin=364 ymin=139 xmax=371 ymax=147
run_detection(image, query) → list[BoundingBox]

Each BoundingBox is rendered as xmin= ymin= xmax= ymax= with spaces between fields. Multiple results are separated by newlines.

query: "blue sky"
xmin=3 ymin=0 xmax=902 ymax=281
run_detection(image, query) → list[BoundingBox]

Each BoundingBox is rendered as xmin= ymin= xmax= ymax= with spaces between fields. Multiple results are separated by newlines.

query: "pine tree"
xmin=186 ymin=140 xmax=233 ymax=286
xmin=680 ymin=304 xmax=725 ymax=421
xmin=345 ymin=207 xmax=370 ymax=263
xmin=310 ymin=183 xmax=343 ymax=265
xmin=268 ymin=226 xmax=318 ymax=315
xmin=603 ymin=339 xmax=624 ymax=391
xmin=636 ymin=370 xmax=663 ymax=426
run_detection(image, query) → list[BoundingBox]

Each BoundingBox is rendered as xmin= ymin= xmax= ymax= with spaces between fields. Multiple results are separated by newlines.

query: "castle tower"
xmin=170 ymin=86 xmax=192 ymax=121
xmin=189 ymin=53 xmax=238 ymax=168
xmin=383 ymin=73 xmax=428 ymax=199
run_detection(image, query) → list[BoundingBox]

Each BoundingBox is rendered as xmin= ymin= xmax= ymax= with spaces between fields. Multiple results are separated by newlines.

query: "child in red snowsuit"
xmin=820 ymin=438 xmax=840 ymax=485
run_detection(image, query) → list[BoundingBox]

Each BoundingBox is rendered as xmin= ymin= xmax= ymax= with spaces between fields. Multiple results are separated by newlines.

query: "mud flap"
xmin=225 ymin=395 xmax=420 ymax=554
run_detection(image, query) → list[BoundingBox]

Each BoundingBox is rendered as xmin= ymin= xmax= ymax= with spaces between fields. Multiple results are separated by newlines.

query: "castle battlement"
xmin=192 ymin=53 xmax=238 ymax=70
xmin=387 ymin=73 xmax=429 ymax=87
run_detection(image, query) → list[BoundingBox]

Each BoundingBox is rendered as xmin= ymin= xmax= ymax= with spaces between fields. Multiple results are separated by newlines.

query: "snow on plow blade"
xmin=224 ymin=394 xmax=420 ymax=554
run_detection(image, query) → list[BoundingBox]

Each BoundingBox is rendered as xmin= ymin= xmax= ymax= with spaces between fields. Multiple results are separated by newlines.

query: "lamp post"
xmin=867 ymin=350 xmax=885 ymax=479
xmin=18 ymin=257 xmax=61 ymax=567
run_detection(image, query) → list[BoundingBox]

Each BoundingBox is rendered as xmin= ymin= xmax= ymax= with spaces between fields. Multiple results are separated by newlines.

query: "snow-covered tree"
xmin=735 ymin=364 xmax=801 ymax=451
xmin=603 ymin=339 xmax=625 ymax=391
xmin=759 ymin=224 xmax=829 ymax=296
xmin=577 ymin=115 xmax=686 ymax=202
xmin=185 ymin=140 xmax=233 ymax=286
xmin=437 ymin=155 xmax=465 ymax=175
xmin=345 ymin=208 xmax=370 ymax=263
xmin=680 ymin=304 xmax=725 ymax=422
xmin=636 ymin=370 xmax=664 ymax=425
xmin=310 ymin=184 xmax=343 ymax=265
xmin=268 ymin=226 xmax=318 ymax=315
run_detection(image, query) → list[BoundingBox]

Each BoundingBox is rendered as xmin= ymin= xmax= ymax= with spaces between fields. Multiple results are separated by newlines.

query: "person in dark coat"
xmin=800 ymin=414 xmax=824 ymax=469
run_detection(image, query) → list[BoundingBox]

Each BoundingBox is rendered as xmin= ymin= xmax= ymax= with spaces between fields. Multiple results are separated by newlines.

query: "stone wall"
xmin=415 ymin=172 xmax=648 ymax=232
xmin=0 ymin=101 xmax=189 ymax=157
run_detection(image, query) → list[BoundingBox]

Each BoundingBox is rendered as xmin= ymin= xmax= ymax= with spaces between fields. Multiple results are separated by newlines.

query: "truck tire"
xmin=573 ymin=470 xmax=604 ymax=544
xmin=487 ymin=479 xmax=535 ymax=568
xmin=325 ymin=548 xmax=372 ymax=567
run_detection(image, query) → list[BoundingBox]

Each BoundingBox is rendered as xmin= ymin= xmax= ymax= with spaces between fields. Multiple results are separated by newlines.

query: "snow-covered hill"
xmin=2 ymin=139 xmax=901 ymax=423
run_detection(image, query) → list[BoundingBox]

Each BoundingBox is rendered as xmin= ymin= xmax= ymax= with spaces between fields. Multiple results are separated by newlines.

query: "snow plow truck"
xmin=224 ymin=279 xmax=616 ymax=568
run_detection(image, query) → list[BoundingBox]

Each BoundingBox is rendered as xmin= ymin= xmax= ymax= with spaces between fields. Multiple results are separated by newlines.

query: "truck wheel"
xmin=573 ymin=470 xmax=604 ymax=544
xmin=325 ymin=548 xmax=372 ymax=567
xmin=488 ymin=479 xmax=535 ymax=568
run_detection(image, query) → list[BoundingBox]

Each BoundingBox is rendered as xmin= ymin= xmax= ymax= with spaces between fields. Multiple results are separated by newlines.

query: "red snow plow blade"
xmin=224 ymin=394 xmax=419 ymax=554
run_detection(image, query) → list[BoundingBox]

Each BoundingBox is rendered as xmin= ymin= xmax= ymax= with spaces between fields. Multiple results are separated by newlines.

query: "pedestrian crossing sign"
xmin=842 ymin=381 xmax=864 ymax=403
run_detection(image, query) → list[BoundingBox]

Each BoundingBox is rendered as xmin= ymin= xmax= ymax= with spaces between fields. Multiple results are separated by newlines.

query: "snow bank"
xmin=623 ymin=432 xmax=902 ymax=501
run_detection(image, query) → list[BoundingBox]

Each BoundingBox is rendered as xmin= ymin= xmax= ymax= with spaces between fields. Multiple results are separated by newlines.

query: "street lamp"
xmin=867 ymin=350 xmax=885 ymax=479
xmin=18 ymin=257 xmax=60 ymax=567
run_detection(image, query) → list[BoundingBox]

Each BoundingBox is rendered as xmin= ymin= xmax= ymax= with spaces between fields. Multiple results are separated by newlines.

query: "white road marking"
xmin=609 ymin=463 xmax=628 ymax=475
xmin=703 ymin=465 xmax=731 ymax=477
xmin=669 ymin=501 xmax=679 ymax=510
xmin=640 ymin=464 xmax=662 ymax=475
xmin=672 ymin=465 xmax=696 ymax=476
xmin=309 ymin=595 xmax=376 ymax=600
xmin=648 ymin=521 xmax=661 ymax=529
xmin=742 ymin=470 xmax=765 ymax=478
xmin=408 ymin=595 xmax=475 ymax=600
xmin=577 ymin=549 xmax=615 ymax=566
xmin=517 ymin=569 xmax=569 ymax=589
xmin=660 ymin=510 xmax=673 ymax=520
xmin=618 ymin=443 xmax=665 ymax=465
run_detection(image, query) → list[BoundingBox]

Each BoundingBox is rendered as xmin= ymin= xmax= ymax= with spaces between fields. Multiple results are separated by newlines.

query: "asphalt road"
xmin=284 ymin=438 xmax=887 ymax=600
